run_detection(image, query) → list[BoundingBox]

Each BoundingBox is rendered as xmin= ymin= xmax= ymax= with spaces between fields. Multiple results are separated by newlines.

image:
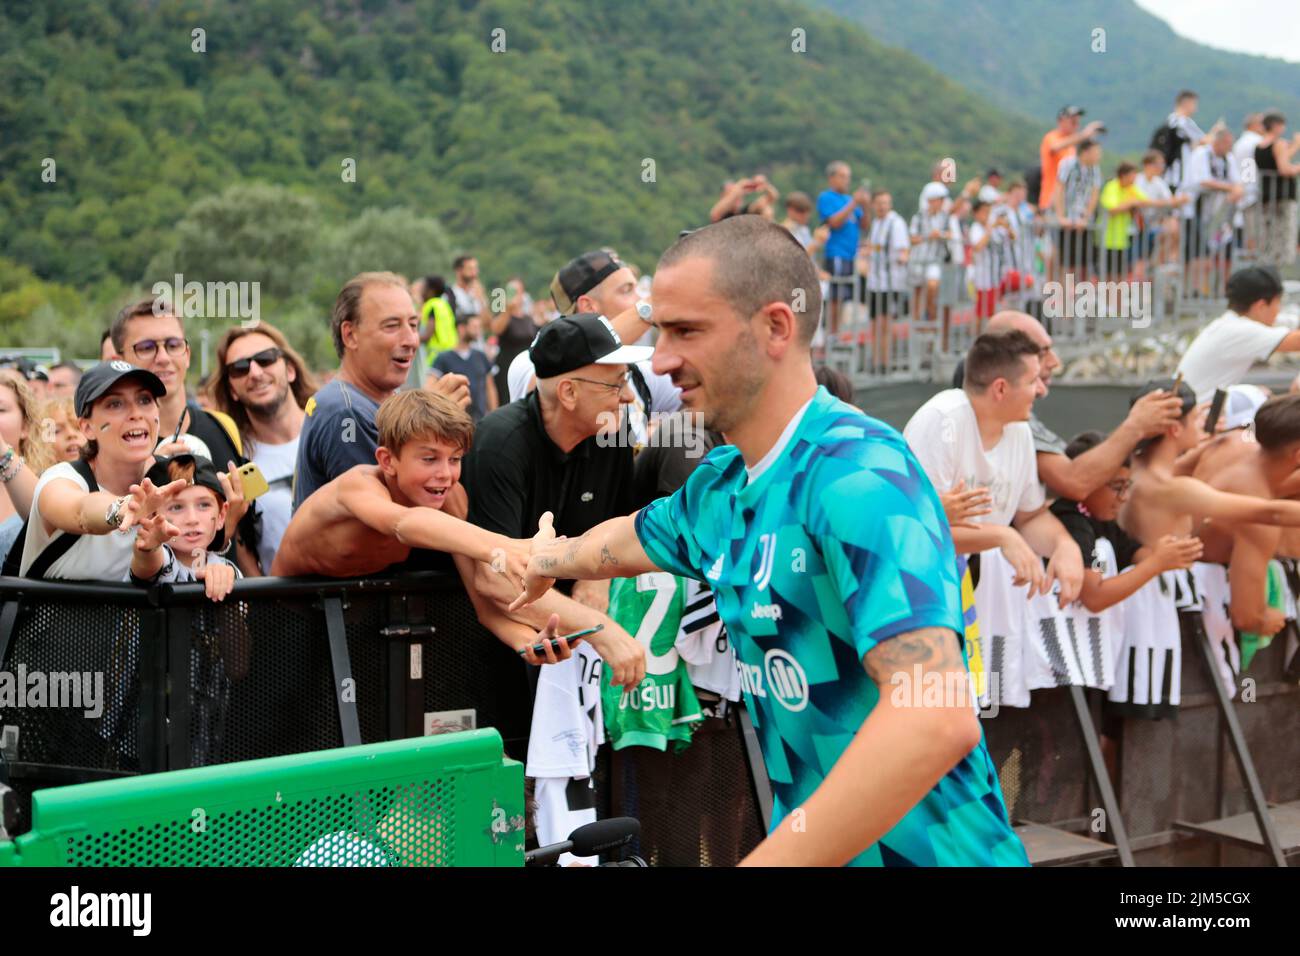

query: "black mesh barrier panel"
xmin=415 ymin=585 xmax=533 ymax=757
xmin=0 ymin=589 xmax=162 ymax=835
xmin=216 ymin=595 xmax=343 ymax=765
xmin=981 ymin=687 xmax=1093 ymax=829
xmin=606 ymin=710 xmax=764 ymax=867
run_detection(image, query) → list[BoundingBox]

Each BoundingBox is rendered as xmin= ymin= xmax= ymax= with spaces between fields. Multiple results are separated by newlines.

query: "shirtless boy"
xmin=274 ymin=389 xmax=567 ymax=664
xmin=1190 ymin=392 xmax=1300 ymax=638
xmin=1122 ymin=381 xmax=1300 ymax=546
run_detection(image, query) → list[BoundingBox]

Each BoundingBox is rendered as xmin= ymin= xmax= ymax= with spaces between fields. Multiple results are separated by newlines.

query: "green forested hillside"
xmin=807 ymin=0 xmax=1300 ymax=151
xmin=0 ymin=0 xmax=1038 ymax=366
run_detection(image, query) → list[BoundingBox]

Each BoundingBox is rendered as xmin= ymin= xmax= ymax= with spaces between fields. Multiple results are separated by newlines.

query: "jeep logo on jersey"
xmin=764 ymin=648 xmax=808 ymax=712
xmin=753 ymin=533 xmax=776 ymax=591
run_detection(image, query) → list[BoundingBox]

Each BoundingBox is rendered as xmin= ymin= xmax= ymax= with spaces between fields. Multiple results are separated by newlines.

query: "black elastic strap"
xmin=25 ymin=458 xmax=100 ymax=580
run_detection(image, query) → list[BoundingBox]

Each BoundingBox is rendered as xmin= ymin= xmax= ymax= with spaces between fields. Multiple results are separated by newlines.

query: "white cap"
xmin=921 ymin=182 xmax=950 ymax=203
xmin=1224 ymin=384 xmax=1269 ymax=431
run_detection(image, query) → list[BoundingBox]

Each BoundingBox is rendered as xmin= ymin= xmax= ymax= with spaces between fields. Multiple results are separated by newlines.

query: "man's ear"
xmin=286 ymin=361 xmax=297 ymax=385
xmin=760 ymin=302 xmax=798 ymax=355
xmin=376 ymin=445 xmax=397 ymax=476
xmin=556 ymin=379 xmax=578 ymax=411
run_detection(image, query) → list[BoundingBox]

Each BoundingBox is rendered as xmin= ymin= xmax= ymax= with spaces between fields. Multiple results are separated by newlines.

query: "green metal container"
xmin=0 ymin=729 xmax=524 ymax=867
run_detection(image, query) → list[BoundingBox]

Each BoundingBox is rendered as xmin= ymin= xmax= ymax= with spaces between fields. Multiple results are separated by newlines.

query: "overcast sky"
xmin=1134 ymin=0 xmax=1300 ymax=63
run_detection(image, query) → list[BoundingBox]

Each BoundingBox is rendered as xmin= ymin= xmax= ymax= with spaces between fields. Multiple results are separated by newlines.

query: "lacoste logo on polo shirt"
xmin=581 ymin=491 xmax=594 ymax=502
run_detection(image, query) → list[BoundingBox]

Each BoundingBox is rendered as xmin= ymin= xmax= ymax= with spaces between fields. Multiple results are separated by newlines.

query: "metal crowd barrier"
xmin=0 ymin=573 xmax=534 ymax=838
xmin=0 ymin=572 xmax=767 ymax=866
xmin=2 ymin=569 xmax=1294 ymax=865
xmin=0 ymin=730 xmax=524 ymax=867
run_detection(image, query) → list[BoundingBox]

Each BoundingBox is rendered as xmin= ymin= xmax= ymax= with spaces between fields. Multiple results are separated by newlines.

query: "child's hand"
xmin=219 ymin=460 xmax=249 ymax=535
xmin=940 ymin=480 xmax=993 ymax=529
xmin=134 ymin=512 xmax=179 ymax=554
xmin=196 ymin=561 xmax=237 ymax=602
xmin=1151 ymin=534 xmax=1203 ymax=572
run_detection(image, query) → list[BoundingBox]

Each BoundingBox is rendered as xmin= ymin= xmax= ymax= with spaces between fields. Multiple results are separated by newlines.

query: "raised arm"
xmin=741 ymin=627 xmax=980 ymax=866
xmin=1038 ymin=390 xmax=1181 ymax=499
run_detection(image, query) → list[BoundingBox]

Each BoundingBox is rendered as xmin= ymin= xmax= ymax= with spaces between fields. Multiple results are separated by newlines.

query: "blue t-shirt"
xmin=433 ymin=348 xmax=495 ymax=421
xmin=816 ymin=189 xmax=862 ymax=261
xmin=634 ymin=388 xmax=1027 ymax=867
xmin=292 ymin=379 xmax=381 ymax=511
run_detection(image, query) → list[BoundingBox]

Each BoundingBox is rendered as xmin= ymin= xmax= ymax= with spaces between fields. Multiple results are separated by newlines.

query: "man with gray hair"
xmin=817 ymin=161 xmax=871 ymax=334
xmin=292 ymin=271 xmax=469 ymax=510
xmin=510 ymin=216 xmax=1028 ymax=867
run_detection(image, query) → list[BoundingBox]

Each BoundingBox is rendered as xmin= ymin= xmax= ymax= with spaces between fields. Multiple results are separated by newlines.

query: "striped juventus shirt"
xmin=910 ymin=210 xmax=951 ymax=264
xmin=1056 ymin=156 xmax=1101 ymax=222
xmin=867 ymin=211 xmax=911 ymax=291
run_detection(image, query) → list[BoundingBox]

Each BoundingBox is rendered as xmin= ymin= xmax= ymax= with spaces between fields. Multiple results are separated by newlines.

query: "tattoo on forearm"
xmin=538 ymin=556 xmax=558 ymax=573
xmin=864 ymin=627 xmax=965 ymax=685
xmin=599 ymin=544 xmax=619 ymax=567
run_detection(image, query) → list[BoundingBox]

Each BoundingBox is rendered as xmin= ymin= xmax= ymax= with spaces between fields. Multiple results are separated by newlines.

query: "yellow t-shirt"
xmin=1100 ymin=178 xmax=1148 ymax=250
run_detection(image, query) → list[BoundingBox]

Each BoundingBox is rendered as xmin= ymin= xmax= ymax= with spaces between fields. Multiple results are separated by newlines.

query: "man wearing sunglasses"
xmin=211 ymin=323 xmax=318 ymax=574
xmin=110 ymin=296 xmax=261 ymax=574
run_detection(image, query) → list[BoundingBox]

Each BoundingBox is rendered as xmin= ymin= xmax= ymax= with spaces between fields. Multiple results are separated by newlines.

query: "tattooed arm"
xmin=509 ymin=512 xmax=659 ymax=611
xmin=740 ymin=627 xmax=981 ymax=867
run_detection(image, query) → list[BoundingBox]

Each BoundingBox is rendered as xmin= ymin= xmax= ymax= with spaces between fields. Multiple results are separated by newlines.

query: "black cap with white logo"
xmin=529 ymin=313 xmax=653 ymax=379
xmin=75 ymin=360 xmax=166 ymax=417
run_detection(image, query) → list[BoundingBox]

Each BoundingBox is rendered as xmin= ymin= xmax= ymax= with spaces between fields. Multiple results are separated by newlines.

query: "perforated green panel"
xmin=1 ymin=730 xmax=523 ymax=867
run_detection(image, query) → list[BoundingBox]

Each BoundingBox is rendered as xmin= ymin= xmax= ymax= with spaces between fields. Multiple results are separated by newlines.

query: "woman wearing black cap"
xmin=17 ymin=361 xmax=186 ymax=580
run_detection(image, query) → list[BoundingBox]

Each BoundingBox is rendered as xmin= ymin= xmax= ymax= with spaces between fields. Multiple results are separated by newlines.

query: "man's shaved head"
xmin=657 ymin=216 xmax=821 ymax=344
xmin=986 ymin=310 xmax=1059 ymax=391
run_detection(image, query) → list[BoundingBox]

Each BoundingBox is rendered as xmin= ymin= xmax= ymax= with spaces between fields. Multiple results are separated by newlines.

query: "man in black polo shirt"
xmin=464 ymin=312 xmax=649 ymax=688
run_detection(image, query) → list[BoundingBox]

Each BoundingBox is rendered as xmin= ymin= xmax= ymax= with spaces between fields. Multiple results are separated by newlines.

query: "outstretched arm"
xmin=336 ymin=469 xmax=528 ymax=583
xmin=509 ymin=512 xmax=659 ymax=612
xmin=740 ymin=627 xmax=980 ymax=866
xmin=1165 ymin=474 xmax=1300 ymax=527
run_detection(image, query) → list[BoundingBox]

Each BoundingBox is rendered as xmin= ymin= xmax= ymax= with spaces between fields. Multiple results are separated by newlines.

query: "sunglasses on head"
xmin=225 ymin=347 xmax=283 ymax=379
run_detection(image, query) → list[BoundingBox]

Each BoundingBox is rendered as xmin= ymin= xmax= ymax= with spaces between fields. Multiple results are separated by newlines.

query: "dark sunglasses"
xmin=225 ymin=347 xmax=283 ymax=379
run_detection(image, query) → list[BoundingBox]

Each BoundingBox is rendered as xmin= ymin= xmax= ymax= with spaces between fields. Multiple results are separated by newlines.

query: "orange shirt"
xmin=1039 ymin=129 xmax=1075 ymax=210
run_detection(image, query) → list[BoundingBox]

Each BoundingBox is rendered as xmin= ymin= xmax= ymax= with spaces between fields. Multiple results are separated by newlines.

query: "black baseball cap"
xmin=550 ymin=250 xmax=628 ymax=315
xmin=75 ymin=360 xmax=166 ymax=417
xmin=145 ymin=453 xmax=227 ymax=503
xmin=529 ymin=313 xmax=653 ymax=379
xmin=1058 ymin=105 xmax=1086 ymax=118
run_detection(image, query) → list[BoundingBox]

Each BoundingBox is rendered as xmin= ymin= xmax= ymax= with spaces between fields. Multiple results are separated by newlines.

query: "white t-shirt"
xmin=1135 ymin=172 xmax=1172 ymax=204
xmin=1234 ymin=130 xmax=1264 ymax=206
xmin=248 ymin=435 xmax=300 ymax=574
xmin=903 ymin=388 xmax=1045 ymax=529
xmin=1176 ymin=310 xmax=1289 ymax=403
xmin=21 ymin=461 xmax=137 ymax=579
xmin=1178 ymin=145 xmax=1239 ymax=220
xmin=967 ymin=222 xmax=998 ymax=291
xmin=866 ymin=211 xmax=910 ymax=291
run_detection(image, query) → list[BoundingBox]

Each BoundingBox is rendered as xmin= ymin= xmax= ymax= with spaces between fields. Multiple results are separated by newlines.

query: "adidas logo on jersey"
xmin=705 ymin=553 xmax=724 ymax=581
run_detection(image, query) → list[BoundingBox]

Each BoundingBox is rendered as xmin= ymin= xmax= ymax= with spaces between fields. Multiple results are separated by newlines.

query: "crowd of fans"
xmin=1 ymin=87 xmax=1297 ymax=866
xmin=713 ymin=90 xmax=1299 ymax=355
